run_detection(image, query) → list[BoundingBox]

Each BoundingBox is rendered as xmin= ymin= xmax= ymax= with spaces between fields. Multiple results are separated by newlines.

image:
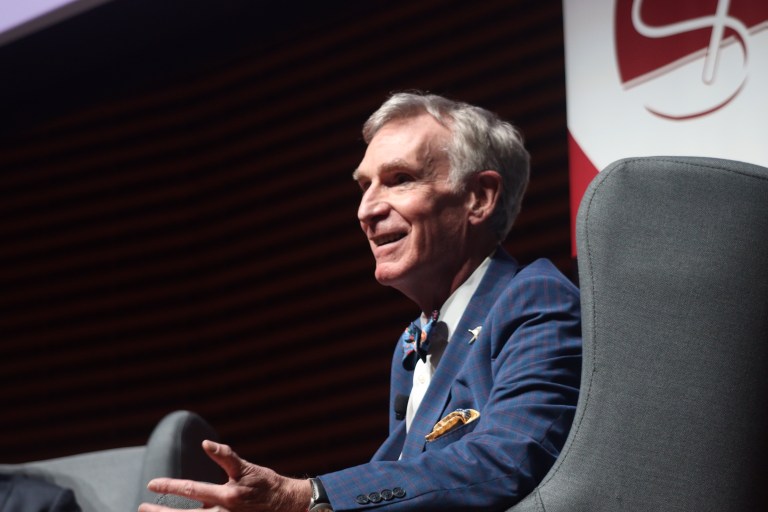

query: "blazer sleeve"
xmin=318 ymin=261 xmax=582 ymax=511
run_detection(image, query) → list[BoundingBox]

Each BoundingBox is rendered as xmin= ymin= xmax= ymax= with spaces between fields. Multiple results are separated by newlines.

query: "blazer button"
xmin=355 ymin=495 xmax=370 ymax=505
xmin=368 ymin=492 xmax=382 ymax=503
xmin=381 ymin=489 xmax=394 ymax=501
xmin=392 ymin=487 xmax=406 ymax=499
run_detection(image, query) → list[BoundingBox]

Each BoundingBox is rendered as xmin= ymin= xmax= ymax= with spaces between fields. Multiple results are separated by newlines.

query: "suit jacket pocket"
xmin=424 ymin=416 xmax=479 ymax=451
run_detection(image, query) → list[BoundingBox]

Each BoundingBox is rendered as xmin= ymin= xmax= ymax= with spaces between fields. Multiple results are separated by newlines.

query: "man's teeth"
xmin=376 ymin=233 xmax=405 ymax=246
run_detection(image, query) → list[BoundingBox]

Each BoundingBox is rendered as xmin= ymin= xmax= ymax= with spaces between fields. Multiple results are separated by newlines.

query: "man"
xmin=140 ymin=92 xmax=581 ymax=511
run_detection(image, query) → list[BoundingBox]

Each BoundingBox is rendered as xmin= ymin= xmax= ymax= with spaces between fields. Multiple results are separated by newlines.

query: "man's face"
xmin=354 ymin=115 xmax=472 ymax=301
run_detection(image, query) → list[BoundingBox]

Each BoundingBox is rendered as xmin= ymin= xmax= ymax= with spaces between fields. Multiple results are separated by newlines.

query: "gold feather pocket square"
xmin=425 ymin=408 xmax=480 ymax=441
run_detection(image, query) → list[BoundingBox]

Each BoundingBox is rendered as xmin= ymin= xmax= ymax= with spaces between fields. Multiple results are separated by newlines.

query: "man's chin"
xmin=373 ymin=264 xmax=404 ymax=288
xmin=373 ymin=270 xmax=395 ymax=287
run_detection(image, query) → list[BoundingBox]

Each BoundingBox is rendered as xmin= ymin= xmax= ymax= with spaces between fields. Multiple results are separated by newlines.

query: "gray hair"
xmin=363 ymin=91 xmax=530 ymax=241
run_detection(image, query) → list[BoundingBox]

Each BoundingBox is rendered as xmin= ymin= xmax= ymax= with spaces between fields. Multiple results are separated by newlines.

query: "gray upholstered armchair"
xmin=510 ymin=156 xmax=768 ymax=511
xmin=0 ymin=410 xmax=224 ymax=512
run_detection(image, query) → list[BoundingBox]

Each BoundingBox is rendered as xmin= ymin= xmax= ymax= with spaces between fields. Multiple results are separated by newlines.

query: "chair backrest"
xmin=510 ymin=156 xmax=768 ymax=511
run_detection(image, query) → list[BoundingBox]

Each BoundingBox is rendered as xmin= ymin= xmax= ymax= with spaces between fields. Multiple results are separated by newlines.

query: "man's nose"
xmin=357 ymin=185 xmax=389 ymax=224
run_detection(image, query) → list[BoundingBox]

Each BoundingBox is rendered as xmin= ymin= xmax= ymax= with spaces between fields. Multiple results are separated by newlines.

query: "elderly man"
xmin=140 ymin=92 xmax=581 ymax=511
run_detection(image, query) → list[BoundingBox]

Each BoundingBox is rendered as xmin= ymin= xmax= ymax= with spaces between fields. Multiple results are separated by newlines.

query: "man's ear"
xmin=466 ymin=170 xmax=502 ymax=225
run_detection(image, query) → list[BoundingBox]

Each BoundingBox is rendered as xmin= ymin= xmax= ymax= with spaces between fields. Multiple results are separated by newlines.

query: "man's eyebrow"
xmin=352 ymin=159 xmax=421 ymax=182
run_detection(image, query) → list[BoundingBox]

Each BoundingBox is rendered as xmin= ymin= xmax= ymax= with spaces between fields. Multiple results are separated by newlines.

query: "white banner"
xmin=564 ymin=0 xmax=768 ymax=254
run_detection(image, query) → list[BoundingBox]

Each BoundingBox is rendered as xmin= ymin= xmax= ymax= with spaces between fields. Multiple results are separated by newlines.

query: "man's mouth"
xmin=372 ymin=232 xmax=407 ymax=247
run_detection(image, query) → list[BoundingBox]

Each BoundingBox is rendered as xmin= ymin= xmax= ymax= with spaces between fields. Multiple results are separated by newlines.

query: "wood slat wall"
xmin=0 ymin=0 xmax=572 ymax=476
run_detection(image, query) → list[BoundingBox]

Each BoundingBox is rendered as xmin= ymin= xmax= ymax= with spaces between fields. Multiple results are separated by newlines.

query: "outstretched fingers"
xmin=147 ymin=478 xmax=225 ymax=504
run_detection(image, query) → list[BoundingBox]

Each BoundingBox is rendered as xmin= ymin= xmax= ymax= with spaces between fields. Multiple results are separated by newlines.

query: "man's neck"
xmin=415 ymin=245 xmax=498 ymax=313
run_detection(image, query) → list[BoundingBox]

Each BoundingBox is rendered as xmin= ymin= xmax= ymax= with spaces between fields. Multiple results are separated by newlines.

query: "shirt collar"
xmin=421 ymin=250 xmax=494 ymax=343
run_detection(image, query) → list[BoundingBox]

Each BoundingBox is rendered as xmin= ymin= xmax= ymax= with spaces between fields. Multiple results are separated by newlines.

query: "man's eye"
xmin=395 ymin=174 xmax=413 ymax=185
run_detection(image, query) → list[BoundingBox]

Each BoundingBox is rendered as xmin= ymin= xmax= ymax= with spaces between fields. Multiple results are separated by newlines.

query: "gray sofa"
xmin=0 ymin=410 xmax=224 ymax=512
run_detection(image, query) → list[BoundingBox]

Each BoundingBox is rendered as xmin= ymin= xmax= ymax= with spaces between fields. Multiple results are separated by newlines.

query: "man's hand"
xmin=138 ymin=440 xmax=312 ymax=512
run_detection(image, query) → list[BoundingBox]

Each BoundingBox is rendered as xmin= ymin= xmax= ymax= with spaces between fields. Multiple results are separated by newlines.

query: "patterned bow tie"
xmin=400 ymin=310 xmax=439 ymax=371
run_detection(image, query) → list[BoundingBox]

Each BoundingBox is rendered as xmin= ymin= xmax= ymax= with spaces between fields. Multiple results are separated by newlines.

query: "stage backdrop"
xmin=0 ymin=0 xmax=574 ymax=476
xmin=564 ymin=0 xmax=768 ymax=254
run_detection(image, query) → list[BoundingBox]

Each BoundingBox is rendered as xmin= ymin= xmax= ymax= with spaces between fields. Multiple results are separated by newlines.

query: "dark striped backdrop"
xmin=0 ymin=0 xmax=572 ymax=476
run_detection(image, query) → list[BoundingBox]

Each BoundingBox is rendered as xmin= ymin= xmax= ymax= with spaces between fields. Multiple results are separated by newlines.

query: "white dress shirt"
xmin=405 ymin=255 xmax=493 ymax=432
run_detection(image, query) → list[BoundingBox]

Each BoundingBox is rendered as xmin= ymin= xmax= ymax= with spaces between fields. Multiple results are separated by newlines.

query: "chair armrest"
xmin=0 ymin=446 xmax=145 ymax=512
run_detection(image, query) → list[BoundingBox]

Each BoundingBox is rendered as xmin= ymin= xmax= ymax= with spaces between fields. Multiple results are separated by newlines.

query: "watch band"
xmin=308 ymin=478 xmax=334 ymax=512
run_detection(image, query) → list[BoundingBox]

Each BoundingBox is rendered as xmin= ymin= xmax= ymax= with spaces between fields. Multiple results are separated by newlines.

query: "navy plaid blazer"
xmin=320 ymin=249 xmax=582 ymax=510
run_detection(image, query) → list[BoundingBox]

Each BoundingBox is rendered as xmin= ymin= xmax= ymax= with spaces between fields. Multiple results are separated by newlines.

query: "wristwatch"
xmin=308 ymin=478 xmax=334 ymax=512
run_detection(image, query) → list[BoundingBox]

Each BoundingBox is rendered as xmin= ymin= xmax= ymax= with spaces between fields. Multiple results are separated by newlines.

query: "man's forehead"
xmin=377 ymin=114 xmax=450 ymax=146
xmin=354 ymin=116 xmax=450 ymax=178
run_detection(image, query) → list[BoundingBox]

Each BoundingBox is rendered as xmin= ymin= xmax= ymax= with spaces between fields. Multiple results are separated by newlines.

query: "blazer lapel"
xmin=400 ymin=249 xmax=519 ymax=457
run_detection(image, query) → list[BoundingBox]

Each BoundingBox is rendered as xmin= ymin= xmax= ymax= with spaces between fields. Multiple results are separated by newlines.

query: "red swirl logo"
xmin=615 ymin=0 xmax=768 ymax=120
